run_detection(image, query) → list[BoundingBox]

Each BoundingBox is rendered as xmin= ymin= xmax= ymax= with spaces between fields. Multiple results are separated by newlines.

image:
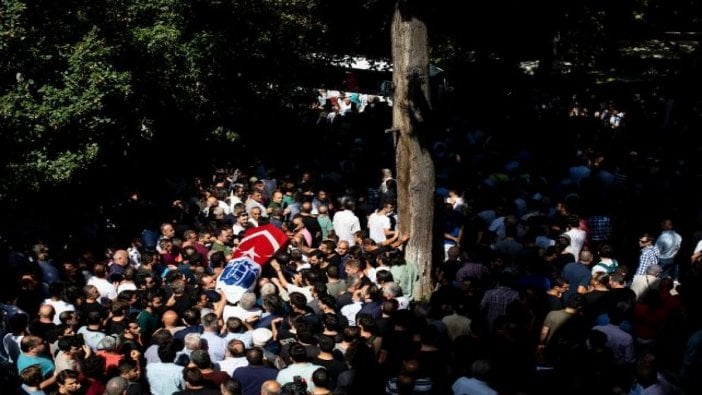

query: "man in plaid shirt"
xmin=635 ymin=234 xmax=660 ymax=276
xmin=480 ymin=271 xmax=519 ymax=329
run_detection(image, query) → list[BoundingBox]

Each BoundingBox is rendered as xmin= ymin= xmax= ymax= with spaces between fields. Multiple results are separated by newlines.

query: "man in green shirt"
xmin=137 ymin=293 xmax=162 ymax=343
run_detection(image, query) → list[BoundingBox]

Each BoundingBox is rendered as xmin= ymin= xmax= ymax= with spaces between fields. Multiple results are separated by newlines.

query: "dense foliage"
xmin=0 ymin=0 xmax=331 ymax=201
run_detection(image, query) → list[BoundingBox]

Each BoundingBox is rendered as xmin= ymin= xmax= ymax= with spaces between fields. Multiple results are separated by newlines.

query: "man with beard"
xmin=136 ymin=293 xmax=163 ymax=344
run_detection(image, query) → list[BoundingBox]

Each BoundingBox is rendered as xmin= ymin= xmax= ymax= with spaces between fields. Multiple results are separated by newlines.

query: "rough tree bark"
xmin=391 ymin=1 xmax=435 ymax=301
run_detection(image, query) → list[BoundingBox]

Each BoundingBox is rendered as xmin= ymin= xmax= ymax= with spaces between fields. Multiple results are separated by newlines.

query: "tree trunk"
xmin=391 ymin=2 xmax=435 ymax=301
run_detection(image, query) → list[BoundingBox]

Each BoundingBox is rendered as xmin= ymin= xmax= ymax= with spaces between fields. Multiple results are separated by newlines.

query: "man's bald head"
xmin=160 ymin=223 xmax=175 ymax=238
xmin=105 ymin=377 xmax=128 ymax=395
xmin=38 ymin=304 xmax=55 ymax=320
xmin=162 ymin=310 xmax=178 ymax=326
xmin=113 ymin=250 xmax=129 ymax=267
xmin=260 ymin=380 xmax=281 ymax=395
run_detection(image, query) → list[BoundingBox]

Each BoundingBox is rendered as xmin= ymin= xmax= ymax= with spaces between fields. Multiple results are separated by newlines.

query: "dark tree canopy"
xmin=1 ymin=0 xmax=700 ymax=227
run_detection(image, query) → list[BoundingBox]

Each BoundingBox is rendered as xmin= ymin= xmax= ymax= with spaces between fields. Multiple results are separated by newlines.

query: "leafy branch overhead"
xmin=0 ymin=0 xmax=327 ymax=195
xmin=0 ymin=25 xmax=130 ymax=194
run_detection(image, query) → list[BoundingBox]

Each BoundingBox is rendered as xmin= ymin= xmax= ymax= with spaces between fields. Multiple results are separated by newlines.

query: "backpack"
xmin=594 ymin=258 xmax=618 ymax=274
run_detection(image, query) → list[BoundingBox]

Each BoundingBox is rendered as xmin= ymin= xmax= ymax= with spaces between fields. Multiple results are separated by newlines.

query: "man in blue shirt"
xmin=16 ymin=335 xmax=54 ymax=379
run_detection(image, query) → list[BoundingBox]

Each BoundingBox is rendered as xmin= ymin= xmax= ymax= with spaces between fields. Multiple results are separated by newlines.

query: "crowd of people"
xmin=2 ymin=82 xmax=702 ymax=395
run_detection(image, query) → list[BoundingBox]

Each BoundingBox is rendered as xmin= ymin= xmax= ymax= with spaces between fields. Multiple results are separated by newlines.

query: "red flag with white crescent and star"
xmin=232 ymin=224 xmax=289 ymax=266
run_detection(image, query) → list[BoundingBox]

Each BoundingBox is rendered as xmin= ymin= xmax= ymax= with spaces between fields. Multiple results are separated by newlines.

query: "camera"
xmin=280 ymin=376 xmax=308 ymax=395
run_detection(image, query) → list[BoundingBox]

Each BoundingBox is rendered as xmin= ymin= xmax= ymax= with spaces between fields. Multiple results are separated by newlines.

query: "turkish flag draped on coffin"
xmin=216 ymin=224 xmax=289 ymax=303
xmin=232 ymin=224 xmax=290 ymax=265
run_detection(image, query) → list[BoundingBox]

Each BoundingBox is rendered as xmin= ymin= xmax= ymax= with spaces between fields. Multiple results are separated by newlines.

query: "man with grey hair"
xmin=260 ymin=282 xmax=277 ymax=297
xmin=212 ymin=206 xmax=236 ymax=228
xmin=223 ymin=291 xmax=262 ymax=323
xmin=200 ymin=312 xmax=227 ymax=362
xmin=110 ymin=249 xmax=131 ymax=277
xmin=382 ymin=282 xmax=410 ymax=310
xmin=175 ymin=332 xmax=202 ymax=365
xmin=105 ymin=376 xmax=129 ymax=395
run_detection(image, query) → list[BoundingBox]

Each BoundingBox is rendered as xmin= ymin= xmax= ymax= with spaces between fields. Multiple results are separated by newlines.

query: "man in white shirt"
xmin=563 ymin=215 xmax=587 ymax=259
xmin=218 ymin=339 xmax=249 ymax=377
xmin=245 ymin=190 xmax=268 ymax=218
xmin=232 ymin=211 xmax=253 ymax=236
xmin=44 ymin=282 xmax=76 ymax=325
xmin=333 ymin=200 xmax=361 ymax=246
xmin=87 ymin=263 xmax=117 ymax=301
xmin=368 ymin=202 xmax=396 ymax=244
xmin=340 ymin=289 xmax=364 ymax=326
xmin=202 ymin=195 xmax=231 ymax=217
